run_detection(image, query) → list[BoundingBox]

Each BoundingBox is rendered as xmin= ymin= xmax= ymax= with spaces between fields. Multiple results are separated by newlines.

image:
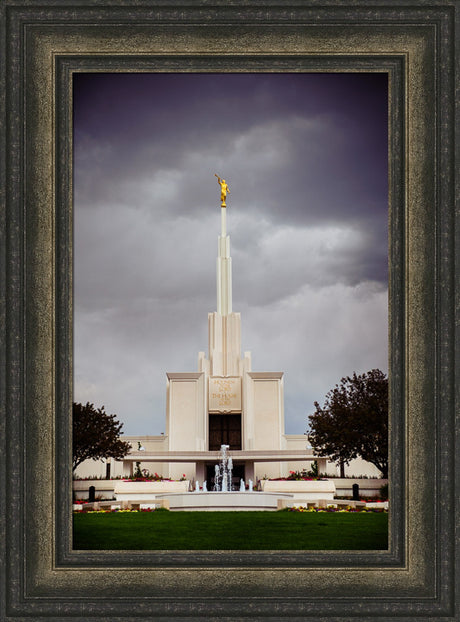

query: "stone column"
xmin=122 ymin=460 xmax=133 ymax=477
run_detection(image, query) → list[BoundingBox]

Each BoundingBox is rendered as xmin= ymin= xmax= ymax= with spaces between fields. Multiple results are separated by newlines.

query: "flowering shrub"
xmin=336 ymin=495 xmax=385 ymax=502
xmin=73 ymin=508 xmax=158 ymax=513
xmin=123 ymin=472 xmax=172 ymax=482
xmin=288 ymin=506 xmax=388 ymax=513
xmin=269 ymin=470 xmax=327 ymax=481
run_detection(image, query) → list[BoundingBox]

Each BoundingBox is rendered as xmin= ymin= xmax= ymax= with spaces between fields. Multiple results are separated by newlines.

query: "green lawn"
xmin=73 ymin=510 xmax=388 ymax=550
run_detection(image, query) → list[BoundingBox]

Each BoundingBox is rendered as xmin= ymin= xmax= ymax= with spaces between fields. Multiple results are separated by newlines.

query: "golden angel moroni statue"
xmin=215 ymin=174 xmax=230 ymax=207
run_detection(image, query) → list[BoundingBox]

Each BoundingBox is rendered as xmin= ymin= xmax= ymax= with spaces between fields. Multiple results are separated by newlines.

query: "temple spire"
xmin=215 ymin=175 xmax=232 ymax=316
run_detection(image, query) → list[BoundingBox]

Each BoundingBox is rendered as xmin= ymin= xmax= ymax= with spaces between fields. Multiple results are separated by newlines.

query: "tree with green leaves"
xmin=308 ymin=369 xmax=388 ymax=478
xmin=72 ymin=402 xmax=132 ymax=472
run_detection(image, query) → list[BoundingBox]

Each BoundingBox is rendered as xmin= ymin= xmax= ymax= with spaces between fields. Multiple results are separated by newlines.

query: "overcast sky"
xmin=73 ymin=72 xmax=388 ymax=436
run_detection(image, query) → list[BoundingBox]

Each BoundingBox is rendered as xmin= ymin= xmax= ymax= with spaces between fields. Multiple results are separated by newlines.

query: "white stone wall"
xmin=242 ymin=372 xmax=285 ymax=480
xmin=74 ymin=432 xmax=384 ymax=482
xmin=166 ymin=372 xmax=206 ymax=480
xmin=73 ymin=435 xmax=169 ymax=480
xmin=284 ymin=434 xmax=384 ymax=478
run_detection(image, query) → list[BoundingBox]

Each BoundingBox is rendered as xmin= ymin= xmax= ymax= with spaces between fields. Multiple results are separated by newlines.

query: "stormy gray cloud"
xmin=73 ymin=72 xmax=388 ymax=435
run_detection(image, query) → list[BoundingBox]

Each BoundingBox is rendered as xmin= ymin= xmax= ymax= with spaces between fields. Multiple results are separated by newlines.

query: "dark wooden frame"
xmin=1 ymin=1 xmax=457 ymax=619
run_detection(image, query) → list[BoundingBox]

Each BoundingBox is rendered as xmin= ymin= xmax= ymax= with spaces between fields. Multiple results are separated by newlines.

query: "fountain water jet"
xmin=213 ymin=444 xmax=234 ymax=491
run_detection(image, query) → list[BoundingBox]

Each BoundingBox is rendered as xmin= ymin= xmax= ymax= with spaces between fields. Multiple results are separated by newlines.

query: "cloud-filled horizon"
xmin=73 ymin=72 xmax=388 ymax=435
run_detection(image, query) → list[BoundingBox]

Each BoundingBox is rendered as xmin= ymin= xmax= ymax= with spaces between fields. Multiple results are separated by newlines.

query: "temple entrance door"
xmin=208 ymin=413 xmax=241 ymax=451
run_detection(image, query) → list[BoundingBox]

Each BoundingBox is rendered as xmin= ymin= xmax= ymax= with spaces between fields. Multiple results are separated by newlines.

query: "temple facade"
xmin=74 ymin=189 xmax=382 ymax=486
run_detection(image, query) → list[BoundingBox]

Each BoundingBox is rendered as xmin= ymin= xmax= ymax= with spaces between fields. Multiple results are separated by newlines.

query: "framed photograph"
xmin=2 ymin=1 xmax=457 ymax=620
xmin=71 ymin=70 xmax=389 ymax=500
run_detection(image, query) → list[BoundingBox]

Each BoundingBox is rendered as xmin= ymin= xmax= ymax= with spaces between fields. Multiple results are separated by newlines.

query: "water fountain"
xmin=213 ymin=444 xmax=233 ymax=492
xmin=138 ymin=444 xmax=295 ymax=509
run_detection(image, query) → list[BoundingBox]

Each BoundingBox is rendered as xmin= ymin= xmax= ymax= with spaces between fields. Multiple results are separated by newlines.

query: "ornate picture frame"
xmin=1 ymin=1 xmax=457 ymax=619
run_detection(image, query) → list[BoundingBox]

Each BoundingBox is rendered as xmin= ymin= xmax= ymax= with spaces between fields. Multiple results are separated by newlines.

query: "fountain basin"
xmin=154 ymin=491 xmax=294 ymax=511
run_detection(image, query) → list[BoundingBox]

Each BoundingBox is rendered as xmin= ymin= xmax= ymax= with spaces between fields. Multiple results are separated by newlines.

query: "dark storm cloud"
xmin=231 ymin=219 xmax=388 ymax=309
xmin=74 ymin=73 xmax=387 ymax=231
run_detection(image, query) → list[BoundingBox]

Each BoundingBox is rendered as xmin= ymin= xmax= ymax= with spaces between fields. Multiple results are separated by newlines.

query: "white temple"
xmin=75 ymin=184 xmax=382 ymax=486
xmin=164 ymin=191 xmax=292 ymax=485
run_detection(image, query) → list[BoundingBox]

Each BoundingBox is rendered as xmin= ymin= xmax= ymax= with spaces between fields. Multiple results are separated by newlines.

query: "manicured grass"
xmin=73 ymin=510 xmax=388 ymax=550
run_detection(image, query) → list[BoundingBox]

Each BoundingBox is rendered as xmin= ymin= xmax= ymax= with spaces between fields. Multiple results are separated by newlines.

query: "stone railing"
xmin=73 ymin=479 xmax=115 ymax=500
xmin=73 ymin=478 xmax=191 ymax=500
xmin=260 ymin=478 xmax=387 ymax=498
xmin=330 ymin=478 xmax=387 ymax=498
